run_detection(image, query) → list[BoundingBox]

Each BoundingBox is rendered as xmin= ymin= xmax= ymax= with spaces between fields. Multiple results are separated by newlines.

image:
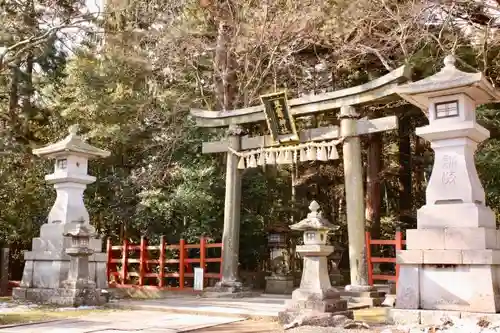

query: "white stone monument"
xmin=13 ymin=125 xmax=110 ymax=304
xmin=279 ymin=201 xmax=353 ymax=327
xmin=390 ymin=56 xmax=500 ymax=323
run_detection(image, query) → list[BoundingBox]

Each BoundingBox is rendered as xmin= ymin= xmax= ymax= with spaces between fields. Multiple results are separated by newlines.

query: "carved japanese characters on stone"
xmin=441 ymin=154 xmax=457 ymax=185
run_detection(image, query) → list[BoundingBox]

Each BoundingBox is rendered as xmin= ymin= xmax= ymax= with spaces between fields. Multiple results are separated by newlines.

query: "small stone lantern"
xmin=279 ymin=201 xmax=353 ymax=327
xmin=64 ymin=221 xmax=94 ymax=286
xmin=62 ymin=221 xmax=106 ymax=306
xmin=265 ymin=223 xmax=294 ymax=294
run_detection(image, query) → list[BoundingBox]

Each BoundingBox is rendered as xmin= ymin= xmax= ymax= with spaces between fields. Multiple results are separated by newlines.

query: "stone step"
xmin=339 ymin=290 xmax=386 ymax=298
xmin=341 ymin=296 xmax=384 ymax=307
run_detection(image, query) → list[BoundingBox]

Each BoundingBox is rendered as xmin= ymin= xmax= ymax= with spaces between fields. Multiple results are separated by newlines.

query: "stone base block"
xmin=13 ymin=287 xmax=107 ymax=306
xmin=382 ymin=294 xmax=396 ymax=307
xmin=278 ymin=310 xmax=354 ymax=326
xmin=265 ymin=275 xmax=294 ymax=294
xmin=417 ymin=203 xmax=496 ymax=229
xmin=387 ymin=308 xmax=421 ymax=325
xmin=285 ymin=297 xmax=348 ymax=312
xmin=389 ymin=308 xmax=500 ymax=326
xmin=292 ymin=287 xmax=340 ymax=301
xmin=204 ymin=280 xmax=257 ymax=298
xmin=397 ymin=263 xmax=500 ymax=312
xmin=344 ymin=285 xmax=376 ymax=292
xmin=339 ymin=290 xmax=385 ymax=307
xmin=20 ymin=250 xmax=107 ymax=290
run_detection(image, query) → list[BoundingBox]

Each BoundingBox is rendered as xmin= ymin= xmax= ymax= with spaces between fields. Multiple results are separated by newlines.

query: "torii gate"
xmin=189 ymin=65 xmax=411 ymax=297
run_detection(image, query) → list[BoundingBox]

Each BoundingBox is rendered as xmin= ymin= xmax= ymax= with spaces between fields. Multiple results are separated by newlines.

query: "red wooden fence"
xmin=106 ymin=236 xmax=222 ymax=290
xmin=365 ymin=231 xmax=406 ymax=288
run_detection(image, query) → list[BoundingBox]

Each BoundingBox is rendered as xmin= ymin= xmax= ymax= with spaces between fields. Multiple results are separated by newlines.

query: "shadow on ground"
xmin=192 ymin=320 xmax=281 ymax=333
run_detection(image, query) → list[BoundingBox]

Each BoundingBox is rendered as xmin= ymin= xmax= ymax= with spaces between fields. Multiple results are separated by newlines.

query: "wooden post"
xmin=139 ymin=236 xmax=147 ymax=286
xmin=395 ymin=230 xmax=403 ymax=290
xmin=0 ymin=248 xmax=9 ymax=296
xmin=179 ymin=239 xmax=185 ymax=289
xmin=121 ymin=239 xmax=129 ymax=285
xmin=159 ymin=236 xmax=165 ymax=288
xmin=200 ymin=236 xmax=206 ymax=285
xmin=365 ymin=232 xmax=374 ymax=286
xmin=200 ymin=236 xmax=206 ymax=270
xmin=106 ymin=238 xmax=112 ymax=285
xmin=219 ymin=243 xmax=223 ymax=280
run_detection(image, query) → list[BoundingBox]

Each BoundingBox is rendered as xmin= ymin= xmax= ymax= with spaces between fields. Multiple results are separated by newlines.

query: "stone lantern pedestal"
xmin=13 ymin=125 xmax=110 ymax=304
xmin=279 ymin=201 xmax=353 ymax=327
xmin=389 ymin=56 xmax=500 ymax=324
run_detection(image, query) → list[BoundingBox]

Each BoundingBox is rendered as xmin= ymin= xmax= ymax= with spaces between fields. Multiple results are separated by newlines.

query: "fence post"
xmin=121 ymin=239 xmax=129 ymax=285
xmin=106 ymin=238 xmax=112 ymax=285
xmin=200 ymin=236 xmax=206 ymax=270
xmin=0 ymin=248 xmax=9 ymax=296
xmin=365 ymin=231 xmax=374 ymax=286
xmin=139 ymin=236 xmax=147 ymax=286
xmin=200 ymin=236 xmax=206 ymax=286
xmin=395 ymin=229 xmax=403 ymax=290
xmin=179 ymin=239 xmax=185 ymax=289
xmin=159 ymin=236 xmax=165 ymax=288
xmin=219 ymin=242 xmax=223 ymax=280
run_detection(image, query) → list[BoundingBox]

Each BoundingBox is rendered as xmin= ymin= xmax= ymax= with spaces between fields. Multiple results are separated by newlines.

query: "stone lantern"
xmin=265 ymin=222 xmax=293 ymax=294
xmin=62 ymin=221 xmax=106 ymax=306
xmin=13 ymin=125 xmax=110 ymax=304
xmin=390 ymin=56 xmax=500 ymax=322
xmin=279 ymin=201 xmax=353 ymax=326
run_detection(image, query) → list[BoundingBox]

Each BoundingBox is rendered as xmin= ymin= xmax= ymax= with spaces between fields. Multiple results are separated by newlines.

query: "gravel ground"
xmin=286 ymin=324 xmax=405 ymax=333
xmin=190 ymin=319 xmax=404 ymax=333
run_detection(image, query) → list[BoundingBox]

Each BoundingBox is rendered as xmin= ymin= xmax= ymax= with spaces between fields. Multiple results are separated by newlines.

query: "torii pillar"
xmin=339 ymin=106 xmax=384 ymax=306
xmin=213 ymin=125 xmax=247 ymax=293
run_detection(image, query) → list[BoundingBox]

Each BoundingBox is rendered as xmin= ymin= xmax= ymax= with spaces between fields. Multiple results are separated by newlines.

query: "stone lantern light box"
xmin=65 ymin=222 xmax=93 ymax=251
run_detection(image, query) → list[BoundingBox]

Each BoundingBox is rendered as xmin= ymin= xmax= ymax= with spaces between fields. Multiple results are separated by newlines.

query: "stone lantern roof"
xmin=63 ymin=221 xmax=95 ymax=239
xmin=396 ymin=55 xmax=500 ymax=111
xmin=290 ymin=201 xmax=338 ymax=231
xmin=33 ymin=125 xmax=110 ymax=159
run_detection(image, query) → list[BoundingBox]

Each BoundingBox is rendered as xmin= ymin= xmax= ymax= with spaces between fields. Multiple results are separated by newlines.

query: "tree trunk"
xmin=365 ymin=132 xmax=382 ymax=238
xmin=414 ymin=135 xmax=426 ymax=207
xmin=398 ymin=114 xmax=413 ymax=229
xmin=8 ymin=65 xmax=19 ymax=121
xmin=214 ymin=19 xmax=236 ymax=111
xmin=21 ymin=51 xmax=34 ymax=140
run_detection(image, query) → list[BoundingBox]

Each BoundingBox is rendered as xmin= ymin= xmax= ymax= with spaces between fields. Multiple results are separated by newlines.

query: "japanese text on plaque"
xmin=260 ymin=91 xmax=299 ymax=143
